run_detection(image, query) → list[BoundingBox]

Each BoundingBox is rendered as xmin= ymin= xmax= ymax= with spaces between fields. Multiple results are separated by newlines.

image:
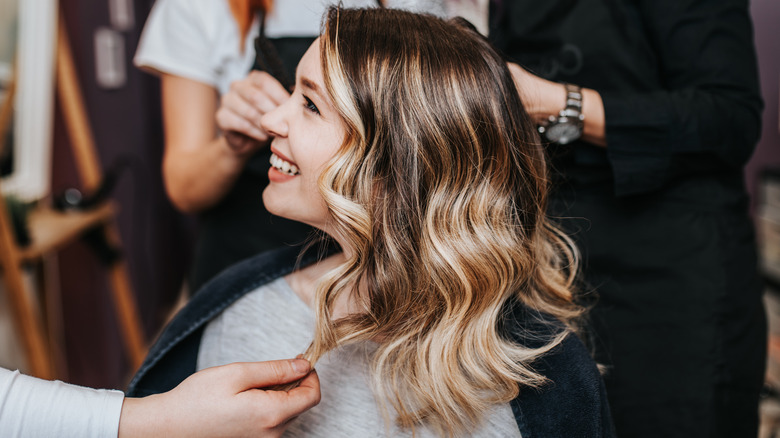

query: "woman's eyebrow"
xmin=300 ymin=76 xmax=325 ymax=100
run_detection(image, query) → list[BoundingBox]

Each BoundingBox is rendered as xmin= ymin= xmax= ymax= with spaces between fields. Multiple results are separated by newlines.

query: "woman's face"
xmin=261 ymin=39 xmax=346 ymax=231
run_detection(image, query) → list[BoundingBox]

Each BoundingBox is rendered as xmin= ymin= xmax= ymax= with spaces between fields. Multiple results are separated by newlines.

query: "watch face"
xmin=545 ymin=122 xmax=581 ymax=145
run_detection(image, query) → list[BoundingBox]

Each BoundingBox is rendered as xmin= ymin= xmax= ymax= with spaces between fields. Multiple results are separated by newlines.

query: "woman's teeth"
xmin=270 ymin=153 xmax=300 ymax=175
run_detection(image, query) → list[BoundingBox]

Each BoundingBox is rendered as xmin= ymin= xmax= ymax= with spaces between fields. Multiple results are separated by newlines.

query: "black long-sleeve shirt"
xmin=490 ymin=3 xmax=766 ymax=436
xmin=489 ymin=0 xmax=763 ymax=197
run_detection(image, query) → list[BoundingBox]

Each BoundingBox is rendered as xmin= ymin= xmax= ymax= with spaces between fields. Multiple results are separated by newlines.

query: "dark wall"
xmin=53 ymin=0 xmax=191 ymax=388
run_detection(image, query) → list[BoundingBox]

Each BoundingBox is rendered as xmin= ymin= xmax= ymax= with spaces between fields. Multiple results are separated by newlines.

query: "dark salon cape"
xmin=127 ymin=245 xmax=616 ymax=438
xmin=489 ymin=1 xmax=765 ymax=437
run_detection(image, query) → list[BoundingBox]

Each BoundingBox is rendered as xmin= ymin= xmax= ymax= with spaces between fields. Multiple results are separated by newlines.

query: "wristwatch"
xmin=537 ymin=83 xmax=584 ymax=145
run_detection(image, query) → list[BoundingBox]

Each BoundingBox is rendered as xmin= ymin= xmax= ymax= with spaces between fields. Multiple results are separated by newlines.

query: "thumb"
xmin=224 ymin=359 xmax=312 ymax=391
xmin=262 ymin=369 xmax=321 ymax=421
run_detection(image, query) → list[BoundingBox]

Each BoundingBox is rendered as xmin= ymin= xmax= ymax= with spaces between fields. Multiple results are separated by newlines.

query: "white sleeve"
xmin=0 ymin=368 xmax=125 ymax=438
xmin=133 ymin=0 xmax=219 ymax=87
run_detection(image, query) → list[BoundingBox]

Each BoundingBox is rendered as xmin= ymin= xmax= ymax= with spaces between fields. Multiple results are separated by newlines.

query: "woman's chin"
xmin=263 ymin=190 xmax=286 ymax=220
xmin=262 ymin=182 xmax=331 ymax=233
xmin=262 ymin=187 xmax=313 ymax=228
xmin=261 ymin=187 xmax=287 ymax=219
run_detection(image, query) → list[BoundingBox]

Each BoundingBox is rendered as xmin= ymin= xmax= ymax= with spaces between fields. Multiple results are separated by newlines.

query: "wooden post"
xmin=0 ymin=196 xmax=53 ymax=379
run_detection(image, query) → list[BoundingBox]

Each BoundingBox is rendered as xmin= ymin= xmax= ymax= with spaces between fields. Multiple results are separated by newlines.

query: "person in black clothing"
xmin=488 ymin=0 xmax=766 ymax=436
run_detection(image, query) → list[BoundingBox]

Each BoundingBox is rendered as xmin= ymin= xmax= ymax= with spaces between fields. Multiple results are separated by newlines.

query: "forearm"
xmin=118 ymin=395 xmax=173 ymax=438
xmin=580 ymin=88 xmax=605 ymax=146
xmin=601 ymin=87 xmax=761 ymax=162
xmin=160 ymin=71 xmax=286 ymax=212
xmin=163 ymin=135 xmax=261 ymax=213
xmin=0 ymin=368 xmax=124 ymax=438
xmin=601 ymin=0 xmax=761 ymax=162
xmin=160 ymin=74 xmax=243 ymax=213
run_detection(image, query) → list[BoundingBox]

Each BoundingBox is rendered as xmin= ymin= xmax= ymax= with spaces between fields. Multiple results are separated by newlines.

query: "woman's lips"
xmin=268 ymin=149 xmax=299 ymax=183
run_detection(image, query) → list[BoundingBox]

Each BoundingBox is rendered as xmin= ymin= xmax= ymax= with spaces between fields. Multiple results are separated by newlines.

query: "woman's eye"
xmin=303 ymin=95 xmax=320 ymax=115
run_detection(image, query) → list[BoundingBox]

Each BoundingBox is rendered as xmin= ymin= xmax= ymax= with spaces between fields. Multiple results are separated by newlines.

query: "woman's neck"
xmin=285 ymin=251 xmax=360 ymax=319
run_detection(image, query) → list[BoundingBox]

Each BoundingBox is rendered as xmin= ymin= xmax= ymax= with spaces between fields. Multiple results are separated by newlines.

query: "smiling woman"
xmin=262 ymin=39 xmax=346 ymax=232
xmin=127 ymin=7 xmax=615 ymax=437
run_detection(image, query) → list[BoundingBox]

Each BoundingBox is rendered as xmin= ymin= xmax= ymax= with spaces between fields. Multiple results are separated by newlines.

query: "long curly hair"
xmin=303 ymin=7 xmax=582 ymax=435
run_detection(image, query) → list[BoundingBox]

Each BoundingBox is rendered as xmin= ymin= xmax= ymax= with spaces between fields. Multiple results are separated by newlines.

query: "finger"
xmin=272 ymin=370 xmax=321 ymax=418
xmin=247 ymin=71 xmax=291 ymax=106
xmin=228 ymin=360 xmax=312 ymax=391
xmin=226 ymin=78 xmax=276 ymax=118
xmin=237 ymin=86 xmax=285 ymax=116
xmin=292 ymin=368 xmax=320 ymax=401
xmin=221 ymin=92 xmax=266 ymax=128
xmin=216 ymin=107 xmax=267 ymax=141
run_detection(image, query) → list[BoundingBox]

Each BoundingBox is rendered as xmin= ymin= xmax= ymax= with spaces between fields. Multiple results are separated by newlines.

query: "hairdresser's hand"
xmin=507 ymin=62 xmax=567 ymax=125
xmin=118 ymin=359 xmax=320 ymax=438
xmin=216 ymin=70 xmax=291 ymax=156
xmin=507 ymin=62 xmax=606 ymax=146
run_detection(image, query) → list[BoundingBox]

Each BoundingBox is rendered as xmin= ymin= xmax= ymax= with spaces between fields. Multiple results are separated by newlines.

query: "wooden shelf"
xmin=18 ymin=202 xmax=116 ymax=262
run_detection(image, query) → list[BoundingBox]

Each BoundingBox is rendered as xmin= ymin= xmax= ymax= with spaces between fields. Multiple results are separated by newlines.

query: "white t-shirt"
xmin=134 ymin=0 xmax=449 ymax=95
xmin=134 ymin=0 xmax=444 ymax=95
xmin=0 ymin=367 xmax=124 ymax=437
xmin=134 ymin=0 xmax=257 ymax=95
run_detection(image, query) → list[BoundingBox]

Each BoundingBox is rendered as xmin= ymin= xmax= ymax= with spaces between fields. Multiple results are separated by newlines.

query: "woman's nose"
xmin=260 ymin=97 xmax=290 ymax=139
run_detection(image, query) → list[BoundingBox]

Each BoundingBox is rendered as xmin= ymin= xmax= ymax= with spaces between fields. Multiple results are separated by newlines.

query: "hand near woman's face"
xmin=216 ymin=70 xmax=291 ymax=156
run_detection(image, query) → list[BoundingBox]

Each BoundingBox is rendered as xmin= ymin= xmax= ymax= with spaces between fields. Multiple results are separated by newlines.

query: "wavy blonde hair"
xmin=302 ymin=7 xmax=582 ymax=436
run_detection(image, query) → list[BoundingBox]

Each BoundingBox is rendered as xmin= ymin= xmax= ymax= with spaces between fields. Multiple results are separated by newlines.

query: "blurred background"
xmin=0 ymin=0 xmax=191 ymax=387
xmin=0 ymin=0 xmax=778 ymax=424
